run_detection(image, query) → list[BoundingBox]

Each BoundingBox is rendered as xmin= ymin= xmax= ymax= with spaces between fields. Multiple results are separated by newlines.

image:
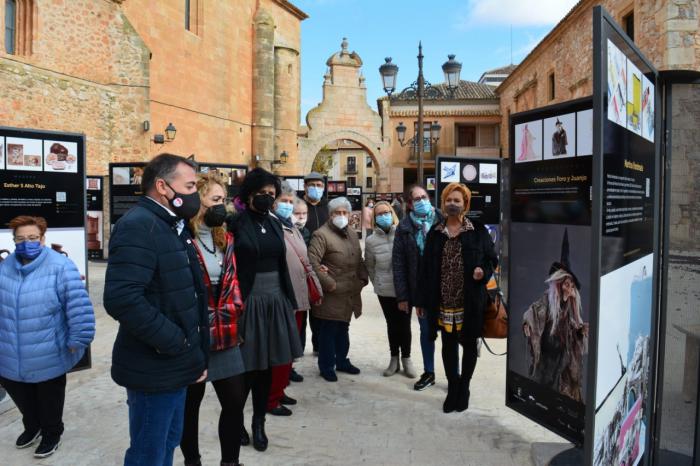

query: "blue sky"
xmin=294 ymin=0 xmax=579 ymax=122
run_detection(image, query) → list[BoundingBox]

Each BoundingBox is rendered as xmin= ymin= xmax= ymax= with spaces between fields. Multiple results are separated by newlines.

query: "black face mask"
xmin=252 ymin=194 xmax=274 ymax=213
xmin=204 ymin=204 xmax=227 ymax=227
xmin=165 ymin=181 xmax=201 ymax=220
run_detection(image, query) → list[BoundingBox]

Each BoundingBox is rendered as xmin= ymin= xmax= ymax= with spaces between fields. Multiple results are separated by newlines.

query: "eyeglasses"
xmin=14 ymin=236 xmax=41 ymax=243
xmin=412 ymin=195 xmax=429 ymax=202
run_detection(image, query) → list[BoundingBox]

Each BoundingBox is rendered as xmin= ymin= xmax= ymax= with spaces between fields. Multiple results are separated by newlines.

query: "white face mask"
xmin=332 ymin=215 xmax=348 ymax=230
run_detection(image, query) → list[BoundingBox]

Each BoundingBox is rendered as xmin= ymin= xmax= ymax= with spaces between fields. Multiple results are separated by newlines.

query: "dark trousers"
xmin=243 ymin=368 xmax=272 ymax=419
xmin=125 ymin=387 xmax=187 ymax=466
xmin=297 ymin=310 xmax=308 ymax=353
xmin=441 ymin=330 xmax=478 ymax=382
xmin=309 ymin=313 xmax=320 ymax=352
xmin=317 ymin=318 xmax=350 ymax=375
xmin=378 ymin=296 xmax=412 ymax=358
xmin=0 ymin=374 xmax=66 ymax=440
xmin=180 ymin=374 xmax=245 ymax=464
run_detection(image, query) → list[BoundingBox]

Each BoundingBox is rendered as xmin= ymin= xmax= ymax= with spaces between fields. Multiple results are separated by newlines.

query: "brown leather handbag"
xmin=482 ymin=287 xmax=508 ymax=339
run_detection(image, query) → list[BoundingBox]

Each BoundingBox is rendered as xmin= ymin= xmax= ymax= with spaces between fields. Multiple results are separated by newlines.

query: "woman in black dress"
xmin=226 ymin=168 xmax=302 ymax=451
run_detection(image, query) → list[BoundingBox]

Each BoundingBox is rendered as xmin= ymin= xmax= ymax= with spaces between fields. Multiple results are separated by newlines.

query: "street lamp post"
xmin=379 ymin=45 xmax=462 ymax=184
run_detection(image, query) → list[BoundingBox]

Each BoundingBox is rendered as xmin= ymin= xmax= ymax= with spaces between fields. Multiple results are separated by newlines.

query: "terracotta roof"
xmin=389 ymin=108 xmax=501 ymax=118
xmin=390 ymin=80 xmax=498 ymax=101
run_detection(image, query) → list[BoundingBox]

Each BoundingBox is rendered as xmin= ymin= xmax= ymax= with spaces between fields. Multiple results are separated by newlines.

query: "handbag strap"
xmin=285 ymin=231 xmax=313 ymax=275
xmin=481 ymin=338 xmax=507 ymax=356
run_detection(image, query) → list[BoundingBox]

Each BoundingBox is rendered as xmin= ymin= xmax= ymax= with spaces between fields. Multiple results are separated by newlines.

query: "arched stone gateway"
xmin=296 ymin=39 xmax=394 ymax=192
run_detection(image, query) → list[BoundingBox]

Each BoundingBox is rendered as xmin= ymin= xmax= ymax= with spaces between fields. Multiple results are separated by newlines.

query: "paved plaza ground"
xmin=0 ymin=261 xmax=563 ymax=465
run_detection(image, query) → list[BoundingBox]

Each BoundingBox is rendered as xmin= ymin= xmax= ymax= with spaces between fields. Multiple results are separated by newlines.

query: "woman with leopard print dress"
xmin=416 ymin=182 xmax=497 ymax=413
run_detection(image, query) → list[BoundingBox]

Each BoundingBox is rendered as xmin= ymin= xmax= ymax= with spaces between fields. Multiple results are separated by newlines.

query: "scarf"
xmin=409 ymin=209 xmax=435 ymax=255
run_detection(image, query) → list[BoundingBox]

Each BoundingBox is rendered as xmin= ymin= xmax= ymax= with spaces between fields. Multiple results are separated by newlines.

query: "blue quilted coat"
xmin=0 ymin=247 xmax=95 ymax=383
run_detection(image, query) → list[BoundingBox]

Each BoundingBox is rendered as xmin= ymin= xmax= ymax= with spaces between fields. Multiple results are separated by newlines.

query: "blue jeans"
xmin=317 ymin=319 xmax=350 ymax=375
xmin=417 ymin=315 xmax=435 ymax=373
xmin=124 ymin=388 xmax=187 ymax=466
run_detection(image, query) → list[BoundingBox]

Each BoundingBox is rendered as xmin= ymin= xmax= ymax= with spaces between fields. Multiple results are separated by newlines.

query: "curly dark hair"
xmin=239 ymin=167 xmax=281 ymax=205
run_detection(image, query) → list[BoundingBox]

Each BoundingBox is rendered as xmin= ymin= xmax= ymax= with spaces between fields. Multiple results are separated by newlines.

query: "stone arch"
xmin=294 ymin=39 xmax=392 ymax=192
xmin=298 ymin=129 xmax=389 ymax=191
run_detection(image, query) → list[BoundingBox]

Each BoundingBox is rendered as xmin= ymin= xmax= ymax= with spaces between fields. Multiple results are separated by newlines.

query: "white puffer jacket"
xmin=365 ymin=225 xmax=396 ymax=298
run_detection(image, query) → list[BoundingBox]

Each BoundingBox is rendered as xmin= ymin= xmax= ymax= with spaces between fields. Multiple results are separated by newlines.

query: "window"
xmin=347 ymin=176 xmax=356 ymax=187
xmin=457 ymin=125 xmax=476 ymax=147
xmin=185 ymin=0 xmax=200 ymax=34
xmin=413 ymin=122 xmax=431 ymax=153
xmin=346 ymin=156 xmax=356 ymax=174
xmin=366 ymin=177 xmax=373 ymax=188
xmin=5 ymin=0 xmax=15 ymax=54
xmin=478 ymin=125 xmax=498 ymax=147
xmin=548 ymin=72 xmax=555 ymax=100
xmin=623 ymin=11 xmax=634 ymax=42
xmin=366 ymin=156 xmax=373 ymax=168
xmin=5 ymin=0 xmax=33 ymax=55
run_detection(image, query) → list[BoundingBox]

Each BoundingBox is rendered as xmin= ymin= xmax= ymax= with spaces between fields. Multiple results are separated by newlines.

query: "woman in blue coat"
xmin=0 ymin=216 xmax=95 ymax=459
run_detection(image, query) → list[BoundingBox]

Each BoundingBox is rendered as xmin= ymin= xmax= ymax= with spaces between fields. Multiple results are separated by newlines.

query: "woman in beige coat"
xmin=308 ymin=197 xmax=369 ymax=382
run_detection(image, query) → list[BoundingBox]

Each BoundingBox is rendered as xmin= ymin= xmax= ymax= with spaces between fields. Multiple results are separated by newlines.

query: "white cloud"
xmin=461 ymin=0 xmax=579 ymax=27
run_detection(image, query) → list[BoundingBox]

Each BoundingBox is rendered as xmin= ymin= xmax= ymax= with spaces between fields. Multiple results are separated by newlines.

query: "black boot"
xmin=252 ymin=416 xmax=268 ymax=452
xmin=443 ymin=378 xmax=459 ymax=413
xmin=455 ymin=376 xmax=471 ymax=412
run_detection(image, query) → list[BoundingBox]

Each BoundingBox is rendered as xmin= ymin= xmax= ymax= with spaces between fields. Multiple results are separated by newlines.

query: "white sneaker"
xmin=383 ymin=356 xmax=400 ymax=376
xmin=401 ymin=357 xmax=417 ymax=378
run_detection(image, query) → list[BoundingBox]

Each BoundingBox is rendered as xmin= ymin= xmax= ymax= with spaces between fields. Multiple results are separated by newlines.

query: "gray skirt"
xmin=207 ymin=346 xmax=245 ymax=382
xmin=239 ymin=271 xmax=303 ymax=372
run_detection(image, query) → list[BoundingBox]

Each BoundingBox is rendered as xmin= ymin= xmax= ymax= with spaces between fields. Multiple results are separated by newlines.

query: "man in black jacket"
xmin=302 ymin=171 xmax=328 ymax=354
xmin=104 ymin=153 xmax=208 ymax=466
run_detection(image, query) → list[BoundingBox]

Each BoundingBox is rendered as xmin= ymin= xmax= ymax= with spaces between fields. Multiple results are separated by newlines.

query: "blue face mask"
xmin=307 ymin=186 xmax=324 ymax=202
xmin=15 ymin=241 xmax=42 ymax=260
xmin=275 ymin=202 xmax=294 ymax=219
xmin=376 ymin=213 xmax=393 ymax=230
xmin=413 ymin=199 xmax=432 ymax=216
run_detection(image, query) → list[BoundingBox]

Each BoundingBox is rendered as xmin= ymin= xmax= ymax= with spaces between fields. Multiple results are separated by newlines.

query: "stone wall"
xmin=0 ymin=0 xmax=150 ymax=175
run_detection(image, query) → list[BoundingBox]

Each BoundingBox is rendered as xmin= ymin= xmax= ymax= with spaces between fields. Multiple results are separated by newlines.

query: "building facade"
xmin=378 ymin=80 xmax=502 ymax=186
xmin=0 ymin=0 xmax=307 ymax=175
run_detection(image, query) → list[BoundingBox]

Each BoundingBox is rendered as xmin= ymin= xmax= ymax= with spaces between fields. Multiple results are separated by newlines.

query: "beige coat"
xmin=282 ymin=221 xmax=322 ymax=311
xmin=308 ymin=221 xmax=368 ymax=322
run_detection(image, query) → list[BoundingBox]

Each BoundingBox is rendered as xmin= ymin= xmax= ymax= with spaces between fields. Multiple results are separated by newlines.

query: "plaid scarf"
xmin=193 ymin=231 xmax=244 ymax=351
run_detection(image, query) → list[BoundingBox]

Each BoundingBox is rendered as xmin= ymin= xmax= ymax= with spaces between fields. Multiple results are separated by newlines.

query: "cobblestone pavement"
xmin=0 ymin=262 xmax=560 ymax=465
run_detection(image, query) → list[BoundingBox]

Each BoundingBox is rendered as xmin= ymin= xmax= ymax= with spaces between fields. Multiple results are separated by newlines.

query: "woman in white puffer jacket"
xmin=364 ymin=201 xmax=416 ymax=379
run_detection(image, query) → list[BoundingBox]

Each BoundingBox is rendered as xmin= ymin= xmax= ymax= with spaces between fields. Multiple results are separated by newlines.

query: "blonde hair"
xmin=189 ymin=172 xmax=227 ymax=251
xmin=440 ymin=182 xmax=472 ymax=216
xmin=371 ymin=201 xmax=399 ymax=229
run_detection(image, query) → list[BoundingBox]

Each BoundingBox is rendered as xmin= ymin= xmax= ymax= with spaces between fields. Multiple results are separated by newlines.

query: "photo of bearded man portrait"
xmin=522 ymin=229 xmax=589 ymax=402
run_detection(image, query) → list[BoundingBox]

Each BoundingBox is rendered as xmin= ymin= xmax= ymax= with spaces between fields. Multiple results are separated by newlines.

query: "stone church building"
xmin=0 ymin=0 xmax=307 ymax=175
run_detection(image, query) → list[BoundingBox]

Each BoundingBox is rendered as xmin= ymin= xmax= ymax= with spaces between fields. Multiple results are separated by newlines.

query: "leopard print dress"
xmin=437 ymin=218 xmax=474 ymax=333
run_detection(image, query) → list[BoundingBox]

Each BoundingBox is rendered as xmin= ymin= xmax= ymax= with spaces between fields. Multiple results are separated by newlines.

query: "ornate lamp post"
xmin=379 ymin=45 xmax=462 ymax=183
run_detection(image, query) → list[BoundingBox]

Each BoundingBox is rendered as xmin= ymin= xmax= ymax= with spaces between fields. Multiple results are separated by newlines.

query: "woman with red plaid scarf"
xmin=180 ymin=173 xmax=246 ymax=466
